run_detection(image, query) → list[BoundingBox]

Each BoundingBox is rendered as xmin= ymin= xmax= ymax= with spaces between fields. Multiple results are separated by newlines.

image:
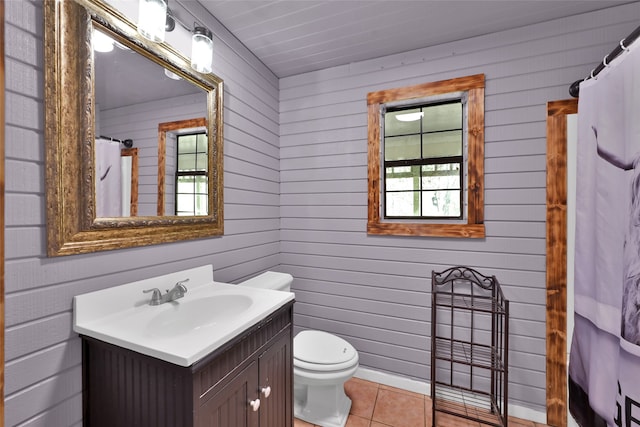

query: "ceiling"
xmin=194 ymin=0 xmax=634 ymax=78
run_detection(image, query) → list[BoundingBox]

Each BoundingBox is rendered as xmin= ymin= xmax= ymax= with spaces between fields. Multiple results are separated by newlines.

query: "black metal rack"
xmin=431 ymin=266 xmax=509 ymax=427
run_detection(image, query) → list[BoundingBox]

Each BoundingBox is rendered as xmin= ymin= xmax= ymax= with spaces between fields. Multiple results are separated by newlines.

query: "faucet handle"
xmin=175 ymin=279 xmax=189 ymax=293
xmin=143 ymin=288 xmax=162 ymax=305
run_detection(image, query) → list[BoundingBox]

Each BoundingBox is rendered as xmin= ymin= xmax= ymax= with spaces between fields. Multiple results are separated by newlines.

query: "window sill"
xmin=367 ymin=221 xmax=485 ymax=238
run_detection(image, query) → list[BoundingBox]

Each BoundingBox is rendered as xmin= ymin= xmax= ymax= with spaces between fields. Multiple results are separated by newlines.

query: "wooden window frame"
xmin=367 ymin=74 xmax=486 ymax=238
xmin=157 ymin=117 xmax=207 ymax=216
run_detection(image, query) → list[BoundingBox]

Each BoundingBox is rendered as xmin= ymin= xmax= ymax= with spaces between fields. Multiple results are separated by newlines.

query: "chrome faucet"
xmin=143 ymin=279 xmax=189 ymax=305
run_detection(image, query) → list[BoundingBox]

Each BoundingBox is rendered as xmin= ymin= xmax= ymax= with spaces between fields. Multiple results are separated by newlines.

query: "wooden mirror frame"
xmin=546 ymin=98 xmax=578 ymax=427
xmin=44 ymin=0 xmax=224 ymax=256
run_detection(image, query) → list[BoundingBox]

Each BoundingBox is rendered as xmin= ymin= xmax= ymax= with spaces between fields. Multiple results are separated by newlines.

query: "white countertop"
xmin=73 ymin=266 xmax=294 ymax=366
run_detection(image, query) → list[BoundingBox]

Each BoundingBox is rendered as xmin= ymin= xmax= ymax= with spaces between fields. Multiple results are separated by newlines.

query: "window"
xmin=367 ymin=74 xmax=485 ymax=238
xmin=176 ymin=132 xmax=208 ymax=216
xmin=384 ymin=101 xmax=463 ymax=219
xmin=157 ymin=117 xmax=209 ymax=217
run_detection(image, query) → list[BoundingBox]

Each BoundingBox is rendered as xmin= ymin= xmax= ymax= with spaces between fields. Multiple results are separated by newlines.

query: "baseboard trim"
xmin=354 ymin=367 xmax=547 ymax=424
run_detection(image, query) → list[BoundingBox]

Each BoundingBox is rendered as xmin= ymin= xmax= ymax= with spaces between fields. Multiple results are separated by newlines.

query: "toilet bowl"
xmin=293 ymin=330 xmax=359 ymax=427
xmin=237 ymin=272 xmax=360 ymax=427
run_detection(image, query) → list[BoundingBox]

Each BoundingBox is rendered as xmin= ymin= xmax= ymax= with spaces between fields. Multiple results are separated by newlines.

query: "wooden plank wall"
xmin=3 ymin=0 xmax=280 ymax=425
xmin=279 ymin=3 xmax=640 ymax=417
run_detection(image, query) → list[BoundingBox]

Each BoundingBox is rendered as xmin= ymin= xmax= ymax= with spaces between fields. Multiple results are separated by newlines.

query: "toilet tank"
xmin=238 ymin=271 xmax=293 ymax=292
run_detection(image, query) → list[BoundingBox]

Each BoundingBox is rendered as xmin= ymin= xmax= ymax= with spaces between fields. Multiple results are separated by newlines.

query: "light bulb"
xmin=191 ymin=27 xmax=213 ymax=74
xmin=395 ymin=112 xmax=424 ymax=122
xmin=137 ymin=0 xmax=167 ymax=43
xmin=164 ymin=68 xmax=182 ymax=80
xmin=93 ymin=29 xmax=114 ymax=53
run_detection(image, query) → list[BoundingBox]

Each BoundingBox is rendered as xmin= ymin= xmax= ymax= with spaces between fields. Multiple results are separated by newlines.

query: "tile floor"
xmin=294 ymin=377 xmax=551 ymax=427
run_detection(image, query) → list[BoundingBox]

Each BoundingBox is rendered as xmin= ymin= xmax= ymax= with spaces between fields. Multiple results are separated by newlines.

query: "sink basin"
xmin=73 ymin=265 xmax=295 ymax=366
xmin=146 ymin=294 xmax=253 ymax=337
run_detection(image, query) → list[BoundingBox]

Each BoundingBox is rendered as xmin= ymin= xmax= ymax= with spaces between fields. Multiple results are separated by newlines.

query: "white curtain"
xmin=569 ymin=39 xmax=640 ymax=426
xmin=95 ymin=138 xmax=123 ymax=217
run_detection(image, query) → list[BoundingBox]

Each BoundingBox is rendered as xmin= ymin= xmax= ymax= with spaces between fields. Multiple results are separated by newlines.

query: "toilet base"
xmin=294 ymin=382 xmax=352 ymax=427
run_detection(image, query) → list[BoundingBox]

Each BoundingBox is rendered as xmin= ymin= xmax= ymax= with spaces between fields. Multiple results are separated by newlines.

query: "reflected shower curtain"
xmin=95 ymin=138 xmax=122 ymax=217
xmin=569 ymin=41 xmax=640 ymax=426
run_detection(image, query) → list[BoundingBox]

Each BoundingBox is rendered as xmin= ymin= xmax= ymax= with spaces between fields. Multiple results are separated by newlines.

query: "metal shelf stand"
xmin=431 ymin=266 xmax=509 ymax=427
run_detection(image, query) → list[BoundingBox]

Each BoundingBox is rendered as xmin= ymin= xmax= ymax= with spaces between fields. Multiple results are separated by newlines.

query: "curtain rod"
xmin=99 ymin=135 xmax=134 ymax=148
xmin=569 ymin=24 xmax=640 ymax=98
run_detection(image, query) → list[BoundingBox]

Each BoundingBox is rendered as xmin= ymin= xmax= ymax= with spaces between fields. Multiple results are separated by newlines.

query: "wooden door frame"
xmin=120 ymin=148 xmax=139 ymax=216
xmin=546 ymin=98 xmax=578 ymax=427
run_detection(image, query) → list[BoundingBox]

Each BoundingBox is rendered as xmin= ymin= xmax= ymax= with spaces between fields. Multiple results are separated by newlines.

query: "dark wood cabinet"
xmin=82 ymin=302 xmax=293 ymax=427
xmin=257 ymin=331 xmax=292 ymax=427
xmin=197 ymin=360 xmax=259 ymax=427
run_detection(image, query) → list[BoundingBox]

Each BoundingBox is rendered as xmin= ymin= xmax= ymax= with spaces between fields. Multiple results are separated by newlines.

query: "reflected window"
xmin=176 ymin=132 xmax=208 ymax=216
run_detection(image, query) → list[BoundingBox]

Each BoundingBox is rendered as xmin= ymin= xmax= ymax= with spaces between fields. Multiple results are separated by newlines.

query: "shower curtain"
xmin=95 ymin=138 xmax=122 ymax=217
xmin=569 ymin=41 xmax=640 ymax=426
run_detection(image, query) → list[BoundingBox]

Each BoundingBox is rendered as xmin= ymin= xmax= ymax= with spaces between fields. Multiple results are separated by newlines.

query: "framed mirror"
xmin=44 ymin=0 xmax=224 ymax=256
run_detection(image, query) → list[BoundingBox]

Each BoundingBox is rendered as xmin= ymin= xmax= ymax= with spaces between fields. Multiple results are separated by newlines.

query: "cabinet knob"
xmin=249 ymin=398 xmax=261 ymax=412
xmin=261 ymin=386 xmax=271 ymax=398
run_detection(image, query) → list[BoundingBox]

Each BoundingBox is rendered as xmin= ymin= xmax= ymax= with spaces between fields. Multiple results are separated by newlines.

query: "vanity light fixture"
xmin=191 ymin=27 xmax=214 ymax=74
xmin=137 ymin=0 xmax=215 ymax=75
xmin=93 ymin=30 xmax=114 ymax=53
xmin=395 ymin=111 xmax=424 ymax=122
xmin=137 ymin=0 xmax=167 ymax=42
xmin=164 ymin=68 xmax=182 ymax=80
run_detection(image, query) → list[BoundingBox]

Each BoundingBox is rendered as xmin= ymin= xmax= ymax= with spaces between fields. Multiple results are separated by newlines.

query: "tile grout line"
xmin=370 ymin=383 xmax=381 ymax=425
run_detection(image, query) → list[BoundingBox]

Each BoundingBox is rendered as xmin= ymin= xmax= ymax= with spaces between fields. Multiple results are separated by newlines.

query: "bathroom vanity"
xmin=74 ymin=266 xmax=294 ymax=427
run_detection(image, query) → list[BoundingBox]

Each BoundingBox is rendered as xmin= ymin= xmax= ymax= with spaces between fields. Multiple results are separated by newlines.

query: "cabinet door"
xmin=198 ymin=360 xmax=260 ymax=427
xmin=258 ymin=329 xmax=292 ymax=427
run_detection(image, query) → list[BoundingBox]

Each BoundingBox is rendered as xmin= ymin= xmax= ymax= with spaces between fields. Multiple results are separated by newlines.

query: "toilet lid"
xmin=294 ymin=330 xmax=357 ymax=365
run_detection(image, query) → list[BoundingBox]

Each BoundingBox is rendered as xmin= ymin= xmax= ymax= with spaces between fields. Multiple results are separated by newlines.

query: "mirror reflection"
xmin=44 ymin=0 xmax=224 ymax=256
xmin=93 ymin=26 xmax=208 ymax=217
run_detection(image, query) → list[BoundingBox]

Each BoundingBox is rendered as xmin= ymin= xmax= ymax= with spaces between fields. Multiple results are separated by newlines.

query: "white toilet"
xmin=238 ymin=272 xmax=359 ymax=427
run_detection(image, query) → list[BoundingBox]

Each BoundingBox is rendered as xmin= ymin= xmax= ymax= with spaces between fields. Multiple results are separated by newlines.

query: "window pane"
xmin=422 ymin=102 xmax=461 ymax=132
xmin=422 ymin=130 xmax=462 ymax=157
xmin=196 ymin=153 xmax=208 ymax=171
xmin=195 ymin=175 xmax=208 ymax=193
xmin=177 ymin=176 xmax=194 ymax=192
xmin=386 ymin=191 xmax=420 ymax=216
xmin=178 ymin=154 xmax=197 ymax=171
xmin=422 ymin=163 xmax=460 ymax=190
xmin=196 ymin=133 xmax=208 ymax=154
xmin=195 ymin=194 xmax=208 ymax=215
xmin=386 ymin=166 xmax=420 ymax=191
xmin=177 ymin=194 xmax=194 ymax=216
xmin=422 ymin=190 xmax=461 ymax=217
xmin=385 ymin=135 xmax=421 ymax=160
xmin=178 ymin=135 xmax=197 ymax=154
xmin=385 ymin=108 xmax=421 ymax=136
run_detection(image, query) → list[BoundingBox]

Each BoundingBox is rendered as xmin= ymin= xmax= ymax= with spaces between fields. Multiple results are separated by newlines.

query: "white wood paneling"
xmin=202 ymin=1 xmax=633 ymax=78
xmin=279 ymin=2 xmax=640 ymax=416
